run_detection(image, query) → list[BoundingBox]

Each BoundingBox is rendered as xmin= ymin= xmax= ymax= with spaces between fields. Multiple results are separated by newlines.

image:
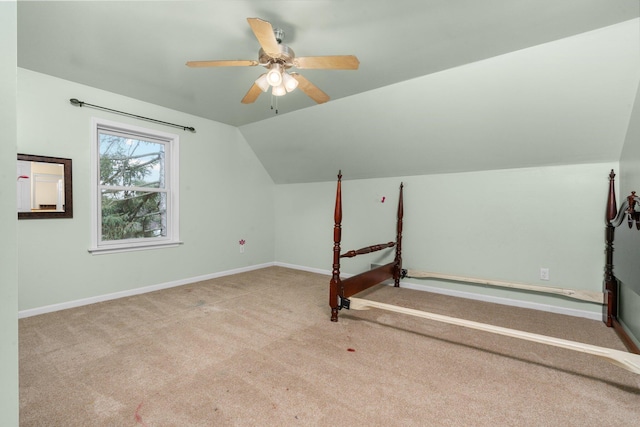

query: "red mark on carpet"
xmin=134 ymin=402 xmax=149 ymax=427
xmin=347 ymin=348 xmax=356 ymax=352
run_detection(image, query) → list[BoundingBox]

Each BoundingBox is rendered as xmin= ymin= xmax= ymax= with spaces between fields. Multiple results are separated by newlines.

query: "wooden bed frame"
xmin=329 ymin=171 xmax=404 ymax=322
xmin=329 ymin=171 xmax=640 ymax=372
xmin=604 ymin=170 xmax=640 ymax=354
xmin=328 ymin=169 xmax=604 ymax=320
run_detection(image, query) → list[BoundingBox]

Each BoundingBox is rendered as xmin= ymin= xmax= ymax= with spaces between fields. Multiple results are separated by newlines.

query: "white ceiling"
xmin=17 ymin=1 xmax=640 ymax=183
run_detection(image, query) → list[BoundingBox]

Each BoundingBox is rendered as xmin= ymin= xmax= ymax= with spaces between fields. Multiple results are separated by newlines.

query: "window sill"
xmin=88 ymin=241 xmax=183 ymax=255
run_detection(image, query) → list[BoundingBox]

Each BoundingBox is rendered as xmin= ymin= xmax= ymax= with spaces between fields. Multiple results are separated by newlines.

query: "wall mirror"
xmin=17 ymin=153 xmax=73 ymax=219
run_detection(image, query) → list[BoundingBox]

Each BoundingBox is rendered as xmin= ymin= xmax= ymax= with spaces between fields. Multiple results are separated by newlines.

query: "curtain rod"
xmin=69 ymin=98 xmax=196 ymax=133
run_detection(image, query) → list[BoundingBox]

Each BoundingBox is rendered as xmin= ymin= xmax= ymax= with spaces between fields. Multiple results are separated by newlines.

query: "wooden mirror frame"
xmin=17 ymin=153 xmax=73 ymax=220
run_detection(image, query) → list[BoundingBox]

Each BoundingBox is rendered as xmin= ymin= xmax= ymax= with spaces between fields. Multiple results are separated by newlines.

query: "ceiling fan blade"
xmin=291 ymin=73 xmax=330 ymax=104
xmin=241 ymin=83 xmax=264 ymax=104
xmin=293 ymin=55 xmax=360 ymax=70
xmin=247 ymin=18 xmax=281 ymax=57
xmin=186 ymin=60 xmax=259 ymax=68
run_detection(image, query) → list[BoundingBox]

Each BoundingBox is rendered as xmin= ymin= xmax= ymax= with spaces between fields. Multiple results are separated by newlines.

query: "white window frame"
xmin=89 ymin=118 xmax=181 ymax=254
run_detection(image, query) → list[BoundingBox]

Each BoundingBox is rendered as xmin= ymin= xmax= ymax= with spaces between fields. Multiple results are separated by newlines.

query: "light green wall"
xmin=275 ymin=163 xmax=617 ymax=316
xmin=17 ymin=69 xmax=275 ymax=311
xmin=0 ymin=3 xmax=19 ymax=425
xmin=618 ymin=79 xmax=640 ymax=347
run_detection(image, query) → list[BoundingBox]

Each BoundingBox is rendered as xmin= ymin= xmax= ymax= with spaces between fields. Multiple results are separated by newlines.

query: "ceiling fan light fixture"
xmin=272 ymin=84 xmax=287 ymax=97
xmin=266 ymin=63 xmax=283 ymax=86
xmin=282 ymin=72 xmax=299 ymax=92
xmin=255 ymin=73 xmax=269 ymax=92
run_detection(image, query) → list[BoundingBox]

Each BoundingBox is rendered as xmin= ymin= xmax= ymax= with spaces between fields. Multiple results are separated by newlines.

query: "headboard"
xmin=604 ymin=169 xmax=640 ymax=353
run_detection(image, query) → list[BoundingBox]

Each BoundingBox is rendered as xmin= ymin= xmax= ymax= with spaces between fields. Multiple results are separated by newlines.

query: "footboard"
xmin=330 ymin=171 xmax=403 ymax=321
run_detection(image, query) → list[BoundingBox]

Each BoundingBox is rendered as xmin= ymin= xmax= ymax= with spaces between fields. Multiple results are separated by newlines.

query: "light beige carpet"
xmin=19 ymin=266 xmax=640 ymax=426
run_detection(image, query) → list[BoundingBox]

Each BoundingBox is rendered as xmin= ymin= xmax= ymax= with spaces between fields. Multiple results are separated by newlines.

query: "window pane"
xmin=99 ymin=132 xmax=165 ymax=188
xmin=101 ymin=190 xmax=167 ymax=241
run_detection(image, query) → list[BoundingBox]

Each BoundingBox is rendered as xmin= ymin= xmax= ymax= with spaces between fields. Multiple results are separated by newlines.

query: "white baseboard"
xmin=19 ymin=261 xmax=601 ymax=322
xmin=274 ymin=262 xmax=331 ymax=276
xmin=275 ymin=262 xmax=602 ymax=321
xmin=18 ymin=262 xmax=275 ymax=318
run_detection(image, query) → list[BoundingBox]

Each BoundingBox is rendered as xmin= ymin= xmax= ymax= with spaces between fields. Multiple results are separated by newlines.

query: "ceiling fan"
xmin=186 ymin=18 xmax=359 ymax=105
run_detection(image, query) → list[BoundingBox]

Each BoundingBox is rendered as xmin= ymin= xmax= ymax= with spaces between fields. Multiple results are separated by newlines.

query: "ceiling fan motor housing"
xmin=258 ymin=45 xmax=295 ymax=69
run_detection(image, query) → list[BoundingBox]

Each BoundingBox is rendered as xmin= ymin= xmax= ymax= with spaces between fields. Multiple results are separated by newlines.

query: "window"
xmin=90 ymin=118 xmax=180 ymax=254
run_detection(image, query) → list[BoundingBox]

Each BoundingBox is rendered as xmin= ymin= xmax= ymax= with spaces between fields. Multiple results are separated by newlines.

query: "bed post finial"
xmin=606 ymin=170 xmax=617 ymax=222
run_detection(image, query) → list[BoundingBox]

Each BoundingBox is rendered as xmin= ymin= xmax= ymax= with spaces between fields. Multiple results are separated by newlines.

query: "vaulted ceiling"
xmin=17 ymin=1 xmax=640 ymax=183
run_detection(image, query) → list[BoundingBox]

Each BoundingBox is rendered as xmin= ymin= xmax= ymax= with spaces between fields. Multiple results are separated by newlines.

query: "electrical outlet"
xmin=540 ymin=267 xmax=549 ymax=281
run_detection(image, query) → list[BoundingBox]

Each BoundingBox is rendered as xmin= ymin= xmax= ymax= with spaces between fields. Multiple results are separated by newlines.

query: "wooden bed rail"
xmin=404 ymin=269 xmax=604 ymax=304
xmin=348 ymin=298 xmax=640 ymax=375
xmin=341 ymin=242 xmax=395 ymax=258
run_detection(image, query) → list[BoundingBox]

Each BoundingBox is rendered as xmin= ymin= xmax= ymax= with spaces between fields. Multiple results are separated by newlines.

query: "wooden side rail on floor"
xmin=403 ymin=269 xmax=604 ymax=304
xmin=347 ymin=297 xmax=640 ymax=375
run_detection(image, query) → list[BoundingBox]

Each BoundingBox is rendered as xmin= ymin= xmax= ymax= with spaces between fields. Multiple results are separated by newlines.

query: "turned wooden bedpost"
xmin=604 ymin=170 xmax=618 ymax=327
xmin=604 ymin=223 xmax=617 ymax=327
xmin=330 ymin=171 xmax=343 ymax=321
xmin=394 ymin=183 xmax=404 ymax=287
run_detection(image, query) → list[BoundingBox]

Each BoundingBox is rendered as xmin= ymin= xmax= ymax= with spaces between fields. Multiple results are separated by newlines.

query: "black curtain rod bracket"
xmin=69 ymin=98 xmax=196 ymax=133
